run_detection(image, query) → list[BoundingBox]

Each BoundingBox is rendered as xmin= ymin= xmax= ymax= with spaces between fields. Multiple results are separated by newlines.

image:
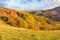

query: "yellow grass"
xmin=0 ymin=20 xmax=60 ymax=40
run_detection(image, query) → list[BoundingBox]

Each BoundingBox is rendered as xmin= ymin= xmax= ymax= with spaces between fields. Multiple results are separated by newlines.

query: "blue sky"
xmin=0 ymin=0 xmax=60 ymax=11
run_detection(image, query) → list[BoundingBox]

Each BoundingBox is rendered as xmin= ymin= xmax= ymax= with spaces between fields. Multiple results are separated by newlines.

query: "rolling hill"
xmin=0 ymin=19 xmax=60 ymax=40
xmin=0 ymin=18 xmax=60 ymax=40
xmin=0 ymin=8 xmax=60 ymax=30
xmin=0 ymin=8 xmax=60 ymax=40
xmin=30 ymin=10 xmax=60 ymax=21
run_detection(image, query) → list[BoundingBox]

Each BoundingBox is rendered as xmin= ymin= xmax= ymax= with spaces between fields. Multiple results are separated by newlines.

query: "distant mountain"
xmin=45 ymin=6 xmax=60 ymax=12
xmin=30 ymin=6 xmax=60 ymax=21
xmin=43 ymin=6 xmax=60 ymax=21
xmin=30 ymin=6 xmax=60 ymax=14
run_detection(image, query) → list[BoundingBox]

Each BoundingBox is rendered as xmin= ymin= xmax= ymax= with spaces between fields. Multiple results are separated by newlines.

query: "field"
xmin=0 ymin=8 xmax=60 ymax=40
xmin=0 ymin=19 xmax=60 ymax=40
xmin=0 ymin=27 xmax=60 ymax=40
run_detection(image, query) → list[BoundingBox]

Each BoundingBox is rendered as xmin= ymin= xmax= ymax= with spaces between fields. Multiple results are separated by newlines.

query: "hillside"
xmin=0 ymin=8 xmax=60 ymax=40
xmin=0 ymin=8 xmax=60 ymax=30
xmin=0 ymin=20 xmax=60 ymax=40
xmin=0 ymin=26 xmax=60 ymax=40
xmin=30 ymin=10 xmax=60 ymax=21
xmin=43 ymin=11 xmax=60 ymax=21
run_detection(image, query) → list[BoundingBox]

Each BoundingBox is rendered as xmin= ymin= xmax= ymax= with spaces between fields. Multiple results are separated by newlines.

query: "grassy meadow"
xmin=0 ymin=20 xmax=60 ymax=40
xmin=0 ymin=27 xmax=60 ymax=40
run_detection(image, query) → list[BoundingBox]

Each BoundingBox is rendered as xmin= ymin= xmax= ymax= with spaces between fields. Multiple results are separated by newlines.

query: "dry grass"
xmin=0 ymin=20 xmax=60 ymax=40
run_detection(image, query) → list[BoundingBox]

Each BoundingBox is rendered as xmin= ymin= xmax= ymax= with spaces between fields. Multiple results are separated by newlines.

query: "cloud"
xmin=2 ymin=0 xmax=47 ymax=11
xmin=41 ymin=0 xmax=60 ymax=10
xmin=0 ymin=0 xmax=60 ymax=11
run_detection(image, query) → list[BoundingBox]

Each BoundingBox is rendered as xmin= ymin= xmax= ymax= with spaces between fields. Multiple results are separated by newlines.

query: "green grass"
xmin=0 ymin=27 xmax=60 ymax=40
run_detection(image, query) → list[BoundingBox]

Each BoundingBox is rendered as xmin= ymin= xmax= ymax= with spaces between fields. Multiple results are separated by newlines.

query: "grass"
xmin=0 ymin=20 xmax=60 ymax=40
xmin=0 ymin=27 xmax=60 ymax=40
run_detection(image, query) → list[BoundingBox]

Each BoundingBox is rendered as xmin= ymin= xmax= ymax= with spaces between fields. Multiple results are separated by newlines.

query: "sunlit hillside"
xmin=0 ymin=8 xmax=60 ymax=30
xmin=0 ymin=8 xmax=60 ymax=40
xmin=0 ymin=19 xmax=60 ymax=40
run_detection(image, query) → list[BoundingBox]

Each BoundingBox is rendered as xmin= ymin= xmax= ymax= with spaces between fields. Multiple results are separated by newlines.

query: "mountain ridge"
xmin=45 ymin=6 xmax=60 ymax=12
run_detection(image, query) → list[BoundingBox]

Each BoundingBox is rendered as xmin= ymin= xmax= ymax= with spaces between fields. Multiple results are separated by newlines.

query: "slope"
xmin=0 ymin=23 xmax=60 ymax=40
xmin=0 ymin=8 xmax=60 ymax=40
xmin=0 ymin=8 xmax=60 ymax=30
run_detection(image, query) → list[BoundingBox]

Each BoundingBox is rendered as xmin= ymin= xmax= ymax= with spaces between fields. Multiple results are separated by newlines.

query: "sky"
xmin=0 ymin=0 xmax=60 ymax=11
